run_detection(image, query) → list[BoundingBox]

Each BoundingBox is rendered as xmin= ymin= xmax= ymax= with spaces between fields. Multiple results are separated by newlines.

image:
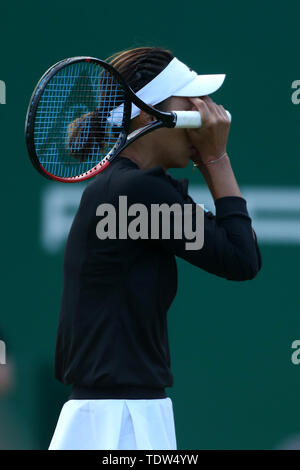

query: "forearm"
xmin=164 ymin=195 xmax=262 ymax=281
xmin=197 ymin=153 xmax=242 ymax=201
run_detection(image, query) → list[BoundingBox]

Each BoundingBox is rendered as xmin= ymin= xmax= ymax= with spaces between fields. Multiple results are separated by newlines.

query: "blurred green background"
xmin=0 ymin=0 xmax=300 ymax=450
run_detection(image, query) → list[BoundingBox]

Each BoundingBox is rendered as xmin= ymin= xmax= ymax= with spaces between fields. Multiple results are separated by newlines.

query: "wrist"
xmin=193 ymin=152 xmax=229 ymax=170
xmin=200 ymin=154 xmax=242 ymax=200
xmin=204 ymin=153 xmax=231 ymax=177
xmin=204 ymin=152 xmax=228 ymax=166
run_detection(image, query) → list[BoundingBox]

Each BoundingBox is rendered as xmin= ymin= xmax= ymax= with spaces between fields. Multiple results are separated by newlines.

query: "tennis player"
xmin=49 ymin=47 xmax=262 ymax=450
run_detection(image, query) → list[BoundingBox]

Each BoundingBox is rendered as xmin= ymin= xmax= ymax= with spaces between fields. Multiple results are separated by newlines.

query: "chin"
xmin=167 ymin=152 xmax=191 ymax=169
xmin=170 ymin=161 xmax=189 ymax=169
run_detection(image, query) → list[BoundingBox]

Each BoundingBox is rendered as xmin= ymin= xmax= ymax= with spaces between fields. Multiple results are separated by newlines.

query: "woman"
xmin=49 ymin=47 xmax=262 ymax=450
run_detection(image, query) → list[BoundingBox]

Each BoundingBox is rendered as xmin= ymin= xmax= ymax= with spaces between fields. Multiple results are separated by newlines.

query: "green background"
xmin=0 ymin=0 xmax=300 ymax=449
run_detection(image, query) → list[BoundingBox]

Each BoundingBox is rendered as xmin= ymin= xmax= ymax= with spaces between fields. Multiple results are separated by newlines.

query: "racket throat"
xmin=125 ymin=120 xmax=164 ymax=145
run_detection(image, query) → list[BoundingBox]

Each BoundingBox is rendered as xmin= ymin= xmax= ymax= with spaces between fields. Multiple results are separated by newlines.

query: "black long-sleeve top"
xmin=54 ymin=156 xmax=262 ymax=399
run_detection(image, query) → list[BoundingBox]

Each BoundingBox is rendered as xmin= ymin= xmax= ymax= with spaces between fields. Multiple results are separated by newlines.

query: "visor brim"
xmin=173 ymin=74 xmax=226 ymax=97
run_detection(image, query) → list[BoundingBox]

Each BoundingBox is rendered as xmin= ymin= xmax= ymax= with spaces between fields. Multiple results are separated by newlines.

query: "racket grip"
xmin=174 ymin=110 xmax=231 ymax=128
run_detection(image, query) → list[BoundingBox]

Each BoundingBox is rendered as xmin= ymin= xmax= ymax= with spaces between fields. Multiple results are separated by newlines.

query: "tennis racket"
xmin=25 ymin=56 xmax=231 ymax=183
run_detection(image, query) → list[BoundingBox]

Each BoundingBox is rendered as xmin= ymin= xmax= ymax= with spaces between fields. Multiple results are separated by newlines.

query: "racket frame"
xmin=25 ymin=56 xmax=179 ymax=183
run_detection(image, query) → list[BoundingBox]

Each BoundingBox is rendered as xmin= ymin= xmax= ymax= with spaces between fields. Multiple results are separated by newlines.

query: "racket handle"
xmin=174 ymin=110 xmax=231 ymax=128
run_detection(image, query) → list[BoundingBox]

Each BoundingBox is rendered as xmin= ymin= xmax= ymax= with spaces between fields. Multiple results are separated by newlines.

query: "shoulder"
xmin=110 ymin=161 xmax=171 ymax=197
xmin=85 ymin=157 xmax=194 ymax=207
xmin=117 ymin=165 xmax=193 ymax=207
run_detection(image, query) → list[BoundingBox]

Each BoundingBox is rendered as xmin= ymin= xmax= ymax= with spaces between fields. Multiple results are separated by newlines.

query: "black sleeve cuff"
xmin=214 ymin=196 xmax=251 ymax=221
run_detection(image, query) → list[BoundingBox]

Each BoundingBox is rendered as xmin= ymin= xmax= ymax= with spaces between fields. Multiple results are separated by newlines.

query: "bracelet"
xmin=205 ymin=152 xmax=228 ymax=165
xmin=193 ymin=152 xmax=228 ymax=169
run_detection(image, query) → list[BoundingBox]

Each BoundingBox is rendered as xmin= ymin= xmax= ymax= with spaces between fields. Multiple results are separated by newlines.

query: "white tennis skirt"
xmin=49 ymin=397 xmax=177 ymax=450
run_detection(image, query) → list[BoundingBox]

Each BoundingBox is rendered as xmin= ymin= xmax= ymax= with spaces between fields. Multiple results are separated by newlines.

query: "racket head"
xmin=25 ymin=57 xmax=132 ymax=182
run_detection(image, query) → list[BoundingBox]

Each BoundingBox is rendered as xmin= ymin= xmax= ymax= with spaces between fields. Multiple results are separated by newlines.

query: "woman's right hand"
xmin=186 ymin=96 xmax=231 ymax=166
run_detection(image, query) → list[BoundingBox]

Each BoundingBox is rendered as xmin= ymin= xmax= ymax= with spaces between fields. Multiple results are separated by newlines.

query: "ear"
xmin=139 ymin=109 xmax=155 ymax=125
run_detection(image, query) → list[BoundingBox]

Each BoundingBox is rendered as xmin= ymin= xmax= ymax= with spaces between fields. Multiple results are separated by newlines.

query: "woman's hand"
xmin=187 ymin=96 xmax=231 ymax=166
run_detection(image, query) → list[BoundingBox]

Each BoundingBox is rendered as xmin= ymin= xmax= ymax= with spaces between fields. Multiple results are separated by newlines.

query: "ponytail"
xmin=67 ymin=47 xmax=174 ymax=161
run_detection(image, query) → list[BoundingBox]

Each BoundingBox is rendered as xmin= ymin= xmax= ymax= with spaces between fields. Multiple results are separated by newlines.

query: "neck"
xmin=120 ymin=142 xmax=167 ymax=171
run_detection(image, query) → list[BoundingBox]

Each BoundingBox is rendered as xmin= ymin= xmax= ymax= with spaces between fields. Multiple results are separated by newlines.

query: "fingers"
xmin=185 ymin=96 xmax=230 ymax=164
xmin=188 ymin=96 xmax=230 ymax=124
xmin=204 ymin=97 xmax=230 ymax=122
xmin=218 ymin=104 xmax=230 ymax=121
xmin=202 ymin=96 xmax=226 ymax=119
xmin=188 ymin=97 xmax=209 ymax=112
xmin=187 ymin=97 xmax=210 ymax=124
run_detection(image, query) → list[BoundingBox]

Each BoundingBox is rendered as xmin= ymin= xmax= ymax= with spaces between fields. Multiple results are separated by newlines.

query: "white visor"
xmin=108 ymin=57 xmax=225 ymax=126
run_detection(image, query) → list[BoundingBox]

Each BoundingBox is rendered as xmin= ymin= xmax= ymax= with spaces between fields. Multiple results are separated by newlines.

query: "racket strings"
xmin=34 ymin=62 xmax=126 ymax=178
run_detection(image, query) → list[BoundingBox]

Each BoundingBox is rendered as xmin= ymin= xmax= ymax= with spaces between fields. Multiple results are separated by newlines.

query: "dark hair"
xmin=67 ymin=47 xmax=174 ymax=161
xmin=107 ymin=47 xmax=173 ymax=93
